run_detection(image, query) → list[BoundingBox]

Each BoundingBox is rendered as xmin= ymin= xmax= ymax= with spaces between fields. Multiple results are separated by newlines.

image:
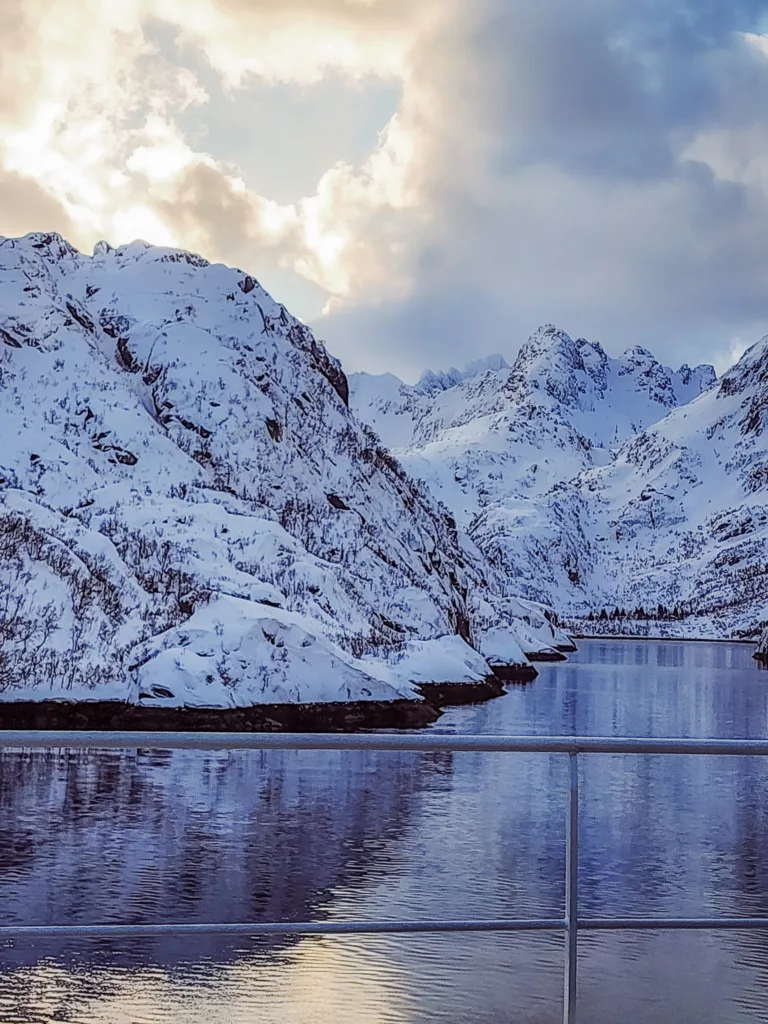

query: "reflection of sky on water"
xmin=2 ymin=641 xmax=768 ymax=1022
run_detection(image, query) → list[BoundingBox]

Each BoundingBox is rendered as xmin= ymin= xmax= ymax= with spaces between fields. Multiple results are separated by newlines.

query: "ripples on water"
xmin=2 ymin=640 xmax=768 ymax=1022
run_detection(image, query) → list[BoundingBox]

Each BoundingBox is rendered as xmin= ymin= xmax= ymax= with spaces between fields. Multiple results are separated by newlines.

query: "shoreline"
xmin=0 ymin=674 xmax=531 ymax=733
xmin=570 ymin=634 xmax=758 ymax=645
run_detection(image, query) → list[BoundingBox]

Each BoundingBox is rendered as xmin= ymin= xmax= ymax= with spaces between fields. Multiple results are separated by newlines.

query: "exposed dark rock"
xmin=266 ymin=417 xmax=282 ymax=442
xmin=418 ymin=677 xmax=510 ymax=705
xmin=486 ymin=663 xmax=538 ymax=683
xmin=112 ymin=449 xmax=138 ymax=466
xmin=178 ymin=417 xmax=212 ymax=439
xmin=525 ymin=649 xmax=568 ymax=662
xmin=65 ymin=300 xmax=96 ymax=334
xmin=310 ymin=337 xmax=349 ymax=406
xmin=115 ymin=336 xmax=141 ymax=373
xmin=327 ymin=493 xmax=350 ymax=511
xmin=0 ymin=698 xmax=439 ymax=732
xmin=1 ymin=328 xmax=22 ymax=348
xmin=453 ymin=610 xmax=472 ymax=643
xmin=754 ymin=626 xmax=768 ymax=663
xmin=0 ymin=672 xmax=529 ymax=732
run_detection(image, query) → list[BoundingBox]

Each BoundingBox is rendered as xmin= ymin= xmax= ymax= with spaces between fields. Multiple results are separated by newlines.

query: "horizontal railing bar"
xmin=0 ymin=919 xmax=567 ymax=939
xmin=580 ymin=917 xmax=768 ymax=931
xmin=4 ymin=917 xmax=768 ymax=939
xmin=3 ymin=731 xmax=768 ymax=755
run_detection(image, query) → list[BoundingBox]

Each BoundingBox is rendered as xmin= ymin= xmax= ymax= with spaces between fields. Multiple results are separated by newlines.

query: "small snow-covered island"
xmin=3 ymin=233 xmax=768 ymax=731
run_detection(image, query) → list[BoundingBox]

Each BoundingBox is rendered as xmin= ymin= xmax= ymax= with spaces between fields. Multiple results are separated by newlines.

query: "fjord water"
xmin=2 ymin=640 xmax=768 ymax=1023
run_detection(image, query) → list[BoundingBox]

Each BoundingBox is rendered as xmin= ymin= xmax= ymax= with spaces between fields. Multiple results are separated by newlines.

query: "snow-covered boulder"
xmin=130 ymin=598 xmax=422 ymax=707
xmin=474 ymin=627 xmax=533 ymax=679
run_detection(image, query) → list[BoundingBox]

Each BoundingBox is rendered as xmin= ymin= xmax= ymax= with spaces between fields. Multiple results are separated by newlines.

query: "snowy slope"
xmin=490 ymin=335 xmax=768 ymax=637
xmin=0 ymin=232 xmax=562 ymax=705
xmin=351 ymin=326 xmax=715 ymax=528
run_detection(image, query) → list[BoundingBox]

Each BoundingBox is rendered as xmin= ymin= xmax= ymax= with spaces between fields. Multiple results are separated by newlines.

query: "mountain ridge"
xmin=351 ymin=323 xmax=768 ymax=638
xmin=350 ymin=324 xmax=716 ymax=527
xmin=521 ymin=331 xmax=768 ymax=637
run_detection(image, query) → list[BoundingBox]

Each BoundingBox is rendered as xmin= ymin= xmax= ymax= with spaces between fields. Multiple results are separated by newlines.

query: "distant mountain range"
xmin=351 ymin=325 xmax=768 ymax=638
xmin=352 ymin=325 xmax=715 ymax=522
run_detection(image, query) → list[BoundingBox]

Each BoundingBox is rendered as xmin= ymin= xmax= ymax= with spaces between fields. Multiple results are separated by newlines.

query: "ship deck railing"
xmin=3 ymin=730 xmax=768 ymax=1024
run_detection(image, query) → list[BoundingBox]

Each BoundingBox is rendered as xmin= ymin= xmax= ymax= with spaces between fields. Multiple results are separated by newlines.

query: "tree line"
xmin=586 ymin=604 xmax=686 ymax=622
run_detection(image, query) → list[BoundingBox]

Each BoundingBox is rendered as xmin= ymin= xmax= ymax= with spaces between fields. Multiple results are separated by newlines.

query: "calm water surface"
xmin=2 ymin=640 xmax=768 ymax=1023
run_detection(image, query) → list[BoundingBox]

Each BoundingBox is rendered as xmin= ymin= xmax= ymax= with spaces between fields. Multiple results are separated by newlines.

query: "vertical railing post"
xmin=563 ymin=752 xmax=579 ymax=1024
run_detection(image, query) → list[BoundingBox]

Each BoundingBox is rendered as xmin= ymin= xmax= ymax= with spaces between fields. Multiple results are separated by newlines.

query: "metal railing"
xmin=3 ymin=731 xmax=768 ymax=1024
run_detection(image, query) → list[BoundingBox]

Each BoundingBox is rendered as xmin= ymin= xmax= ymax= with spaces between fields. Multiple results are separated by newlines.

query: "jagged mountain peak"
xmin=715 ymin=333 xmax=768 ymax=437
xmin=351 ymin=321 xmax=717 ymax=561
xmin=2 ymin=230 xmax=82 ymax=268
xmin=414 ymin=353 xmax=510 ymax=395
xmin=618 ymin=343 xmax=717 ymax=396
xmin=482 ymin=329 xmax=768 ymax=638
xmin=510 ymin=328 xmax=716 ymax=412
xmin=620 ymin=344 xmax=657 ymax=361
xmin=719 ymin=333 xmax=768 ymax=395
xmin=508 ymin=325 xmax=603 ymax=407
xmin=528 ymin=323 xmax=576 ymax=346
xmin=514 ymin=324 xmax=590 ymax=372
xmin=677 ymin=361 xmax=717 ymax=389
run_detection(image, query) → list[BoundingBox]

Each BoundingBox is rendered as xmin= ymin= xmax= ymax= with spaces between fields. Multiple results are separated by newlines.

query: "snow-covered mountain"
xmin=351 ymin=325 xmax=744 ymax=634
xmin=351 ymin=325 xmax=715 ymax=528
xmin=0 ymin=233 xmax=570 ymax=707
xmin=493 ymin=334 xmax=768 ymax=637
xmin=351 ymin=324 xmax=768 ymax=638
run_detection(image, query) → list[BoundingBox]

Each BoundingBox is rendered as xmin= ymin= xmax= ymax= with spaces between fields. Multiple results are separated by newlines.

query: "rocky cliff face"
xmin=0 ymin=233 xmax=563 ymax=706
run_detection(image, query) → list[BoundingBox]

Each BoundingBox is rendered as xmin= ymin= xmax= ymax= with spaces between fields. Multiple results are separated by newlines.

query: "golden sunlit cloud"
xmin=0 ymin=0 xmax=442 ymax=315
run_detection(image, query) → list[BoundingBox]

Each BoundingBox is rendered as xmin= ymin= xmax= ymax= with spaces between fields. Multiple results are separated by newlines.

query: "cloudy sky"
xmin=2 ymin=0 xmax=768 ymax=380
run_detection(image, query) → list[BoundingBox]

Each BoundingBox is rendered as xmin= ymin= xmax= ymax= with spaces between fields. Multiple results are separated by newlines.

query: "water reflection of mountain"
xmin=0 ymin=746 xmax=451 ymax=969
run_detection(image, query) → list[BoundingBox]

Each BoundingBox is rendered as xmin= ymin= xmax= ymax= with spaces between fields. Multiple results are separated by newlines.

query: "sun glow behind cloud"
xmin=0 ymin=0 xmax=430 ymax=325
xmin=5 ymin=3 xmax=425 ymax=275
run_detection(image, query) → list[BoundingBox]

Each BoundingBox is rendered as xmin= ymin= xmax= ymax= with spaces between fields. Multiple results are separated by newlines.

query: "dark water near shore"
xmin=2 ymin=640 xmax=768 ymax=1022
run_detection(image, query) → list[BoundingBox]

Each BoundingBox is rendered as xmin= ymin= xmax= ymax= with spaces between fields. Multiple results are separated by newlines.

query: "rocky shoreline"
xmin=483 ymin=663 xmax=540 ymax=682
xmin=0 ymin=672 xmax=534 ymax=733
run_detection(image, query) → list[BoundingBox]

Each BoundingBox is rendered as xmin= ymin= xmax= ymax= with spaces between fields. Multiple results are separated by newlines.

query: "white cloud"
xmin=1 ymin=0 xmax=768 ymax=379
xmin=153 ymin=0 xmax=428 ymax=85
